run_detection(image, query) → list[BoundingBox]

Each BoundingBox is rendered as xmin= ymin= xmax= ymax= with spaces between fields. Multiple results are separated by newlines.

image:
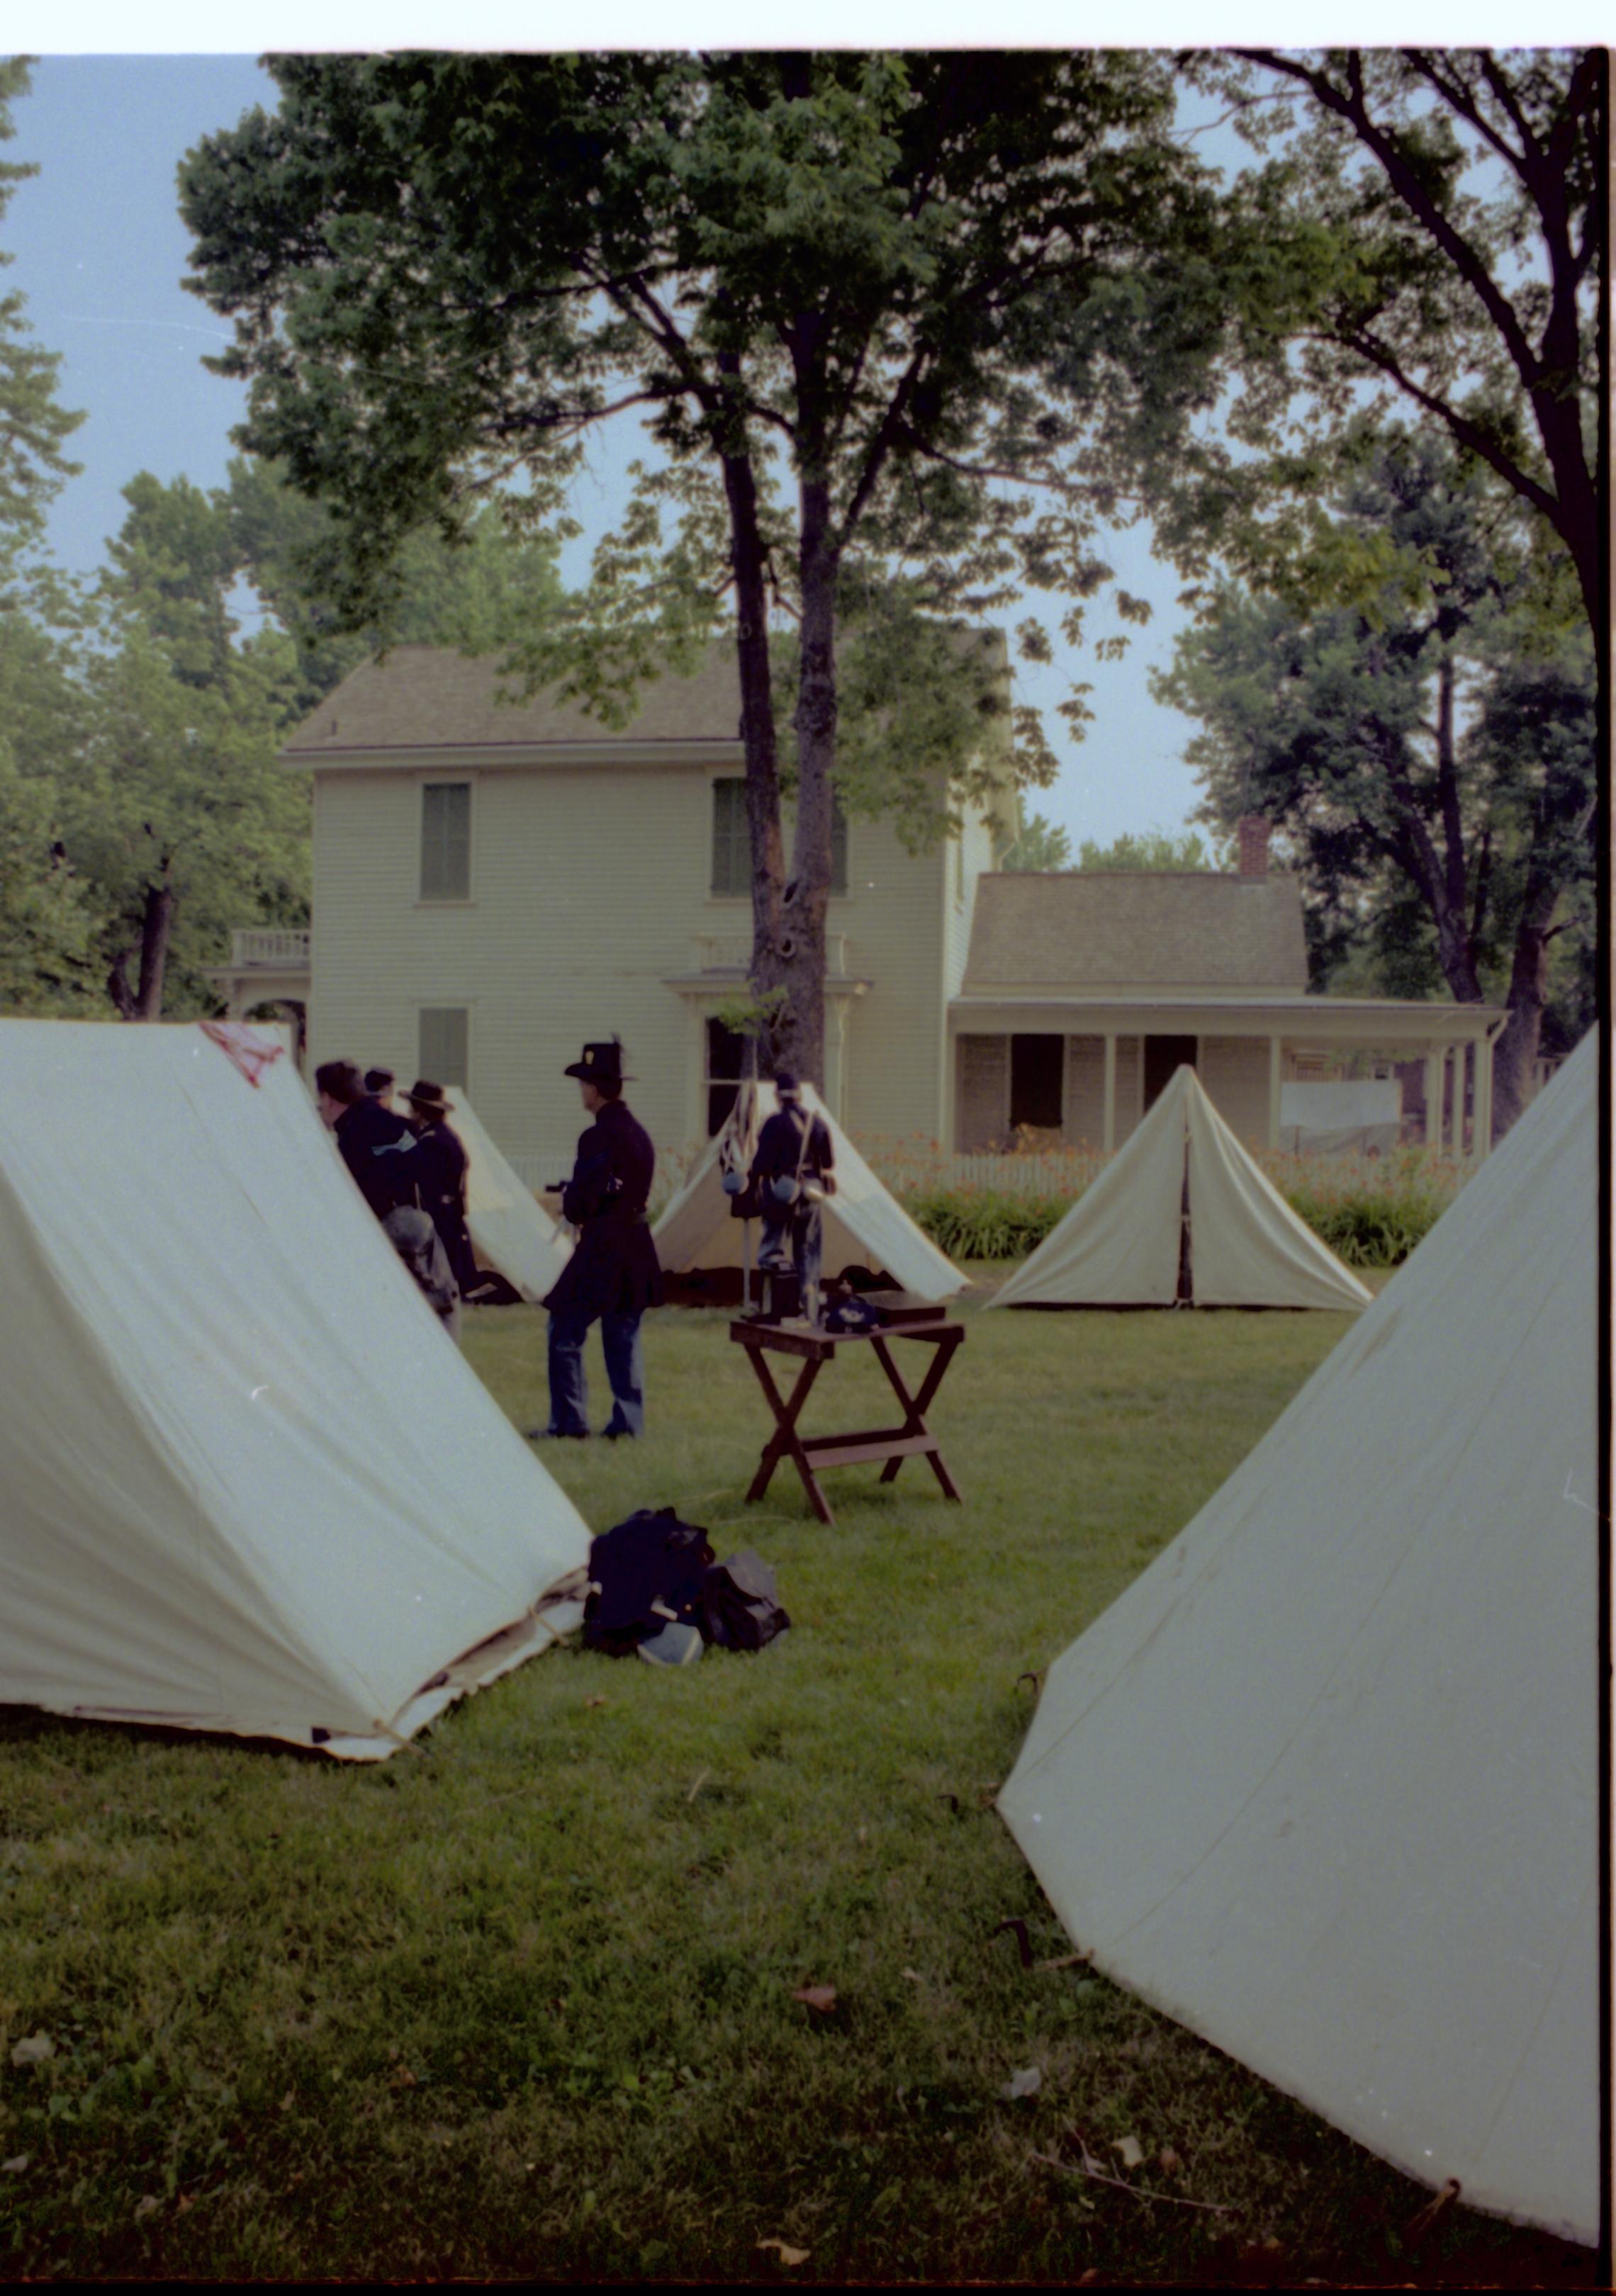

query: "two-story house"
xmin=215 ymin=643 xmax=1505 ymax=1173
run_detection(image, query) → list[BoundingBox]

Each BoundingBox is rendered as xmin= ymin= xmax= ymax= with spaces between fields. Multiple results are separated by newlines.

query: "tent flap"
xmin=449 ymin=1092 xmax=573 ymax=1303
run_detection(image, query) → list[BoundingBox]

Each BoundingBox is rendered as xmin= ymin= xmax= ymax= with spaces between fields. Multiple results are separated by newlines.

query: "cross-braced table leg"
xmin=870 ymin=1330 xmax=964 ymax=1497
xmin=739 ymin=1345 xmax=833 ymax=1524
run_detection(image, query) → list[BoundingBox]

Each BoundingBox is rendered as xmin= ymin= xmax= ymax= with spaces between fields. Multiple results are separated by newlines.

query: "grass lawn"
xmin=0 ymin=1281 xmax=1595 ymax=2285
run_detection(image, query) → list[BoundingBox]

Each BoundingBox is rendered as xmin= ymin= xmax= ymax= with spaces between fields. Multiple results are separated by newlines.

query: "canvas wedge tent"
xmin=989 ymin=1065 xmax=1371 ymax=1310
xmin=998 ymin=1035 xmax=1601 ymax=2245
xmin=0 ymin=1020 xmax=591 ymax=1758
xmin=445 ymin=1091 xmax=573 ymax=1304
xmin=653 ymin=1079 xmax=965 ymax=1302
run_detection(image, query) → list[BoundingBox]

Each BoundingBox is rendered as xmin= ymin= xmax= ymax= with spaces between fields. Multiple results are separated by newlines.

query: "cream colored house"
xmin=228 ymin=643 xmax=1011 ymax=1179
xmin=218 ymin=645 xmax=1505 ymax=1174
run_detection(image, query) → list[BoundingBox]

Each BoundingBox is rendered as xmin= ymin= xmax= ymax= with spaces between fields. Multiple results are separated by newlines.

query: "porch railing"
xmin=230 ymin=928 xmax=312 ymax=968
xmin=691 ymin=931 xmax=849 ymax=974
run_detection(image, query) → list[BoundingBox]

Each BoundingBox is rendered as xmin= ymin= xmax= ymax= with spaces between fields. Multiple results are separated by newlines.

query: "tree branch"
xmin=1405 ymin=51 xmax=1531 ymax=181
xmin=1235 ymin=48 xmax=1543 ymax=388
xmin=1335 ymin=323 xmax=1564 ymax=533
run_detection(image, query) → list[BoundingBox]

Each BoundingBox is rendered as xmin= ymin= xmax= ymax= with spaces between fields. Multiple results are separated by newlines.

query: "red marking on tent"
xmin=199 ymin=1021 xmax=286 ymax=1088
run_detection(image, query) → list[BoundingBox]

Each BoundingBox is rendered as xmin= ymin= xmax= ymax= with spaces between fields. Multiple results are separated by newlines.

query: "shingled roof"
xmin=283 ymin=643 xmax=746 ymax=757
xmin=962 ymin=872 xmax=1309 ymax=995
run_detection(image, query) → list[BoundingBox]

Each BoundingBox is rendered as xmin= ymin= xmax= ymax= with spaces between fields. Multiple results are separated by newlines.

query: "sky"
xmin=0 ymin=28 xmax=1575 ymax=850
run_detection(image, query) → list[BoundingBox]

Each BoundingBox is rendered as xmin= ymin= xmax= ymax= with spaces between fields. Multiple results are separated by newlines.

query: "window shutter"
xmin=420 ymin=783 xmax=471 ymax=901
xmin=419 ymin=1008 xmax=470 ymax=1090
xmin=712 ymin=778 xmax=748 ymax=896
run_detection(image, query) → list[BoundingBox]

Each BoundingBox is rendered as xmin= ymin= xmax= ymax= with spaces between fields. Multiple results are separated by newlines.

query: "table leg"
xmin=741 ymin=1346 xmax=834 ymax=1524
xmin=870 ymin=1330 xmax=964 ymax=1499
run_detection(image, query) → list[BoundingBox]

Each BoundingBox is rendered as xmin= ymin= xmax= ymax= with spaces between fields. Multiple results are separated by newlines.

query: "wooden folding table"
xmin=729 ymin=1298 xmax=965 ymax=1527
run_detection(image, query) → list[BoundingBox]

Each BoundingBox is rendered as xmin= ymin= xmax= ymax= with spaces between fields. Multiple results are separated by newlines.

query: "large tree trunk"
xmin=780 ymin=466 xmax=838 ymax=1089
xmin=1491 ymin=875 xmax=1565 ymax=1139
xmin=106 ymin=874 xmax=176 ymax=1022
xmin=715 ymin=407 xmax=790 ymax=1076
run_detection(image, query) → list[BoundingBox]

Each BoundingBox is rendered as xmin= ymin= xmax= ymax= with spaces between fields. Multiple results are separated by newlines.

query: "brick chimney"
xmin=1237 ymin=814 xmax=1271 ymax=877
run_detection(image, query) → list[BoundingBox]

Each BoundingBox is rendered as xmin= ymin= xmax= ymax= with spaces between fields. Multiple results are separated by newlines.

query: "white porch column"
xmin=1102 ymin=1032 xmax=1117 ymax=1156
xmin=1476 ymin=1028 xmax=1496 ymax=1161
xmin=1423 ymin=1047 xmax=1444 ymax=1154
xmin=1267 ymin=1033 xmax=1283 ymax=1150
xmin=1441 ymin=1046 xmax=1455 ymax=1154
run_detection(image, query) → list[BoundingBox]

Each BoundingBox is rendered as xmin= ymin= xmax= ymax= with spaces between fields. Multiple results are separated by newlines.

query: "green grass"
xmin=0 ymin=1288 xmax=1593 ymax=2285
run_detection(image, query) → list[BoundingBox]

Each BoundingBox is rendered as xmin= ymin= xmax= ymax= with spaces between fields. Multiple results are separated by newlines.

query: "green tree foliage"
xmin=1167 ymin=49 xmax=1604 ymax=646
xmin=1153 ymin=429 xmax=1596 ymax=1132
xmin=0 ymin=60 xmax=101 ymax=1009
xmin=63 ymin=473 xmax=313 ymax=1021
xmin=1074 ymin=826 xmax=1220 ymax=871
xmin=998 ymin=811 xmax=1073 ymax=871
xmin=180 ymin=51 xmax=1219 ymax=1084
xmin=0 ymin=759 xmax=97 ymax=1006
xmin=0 ymin=60 xmax=84 ymax=590
xmin=224 ymin=457 xmax=568 ymax=716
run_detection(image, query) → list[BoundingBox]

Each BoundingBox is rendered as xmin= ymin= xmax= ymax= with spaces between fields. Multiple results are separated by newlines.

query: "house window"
xmin=1009 ymin=1034 xmax=1063 ymax=1132
xmin=420 ymin=782 xmax=471 ymax=901
xmin=712 ymin=777 xmax=848 ymax=896
xmin=705 ymin=1015 xmax=747 ymax=1136
xmin=712 ymin=779 xmax=748 ymax=896
xmin=419 ymin=1007 xmax=469 ymax=1090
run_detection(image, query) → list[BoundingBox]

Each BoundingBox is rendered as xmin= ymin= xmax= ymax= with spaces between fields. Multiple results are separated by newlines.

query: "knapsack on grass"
xmin=702 ymin=1551 xmax=791 ymax=1652
xmin=584 ymin=1508 xmax=714 ymax=1657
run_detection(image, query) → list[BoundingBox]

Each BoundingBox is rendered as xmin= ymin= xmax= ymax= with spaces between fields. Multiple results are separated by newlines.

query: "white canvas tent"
xmin=998 ymin=1034 xmax=1600 ymax=2245
xmin=0 ymin=1021 xmax=590 ymax=1757
xmin=653 ymin=1079 xmax=965 ymax=1300
xmin=447 ymin=1091 xmax=573 ymax=1303
xmin=989 ymin=1066 xmax=1371 ymax=1311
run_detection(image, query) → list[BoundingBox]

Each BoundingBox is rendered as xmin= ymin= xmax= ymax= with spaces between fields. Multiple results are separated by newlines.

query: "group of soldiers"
xmin=314 ymin=1059 xmax=477 ymax=1338
xmin=318 ymin=1035 xmax=836 ymax=1444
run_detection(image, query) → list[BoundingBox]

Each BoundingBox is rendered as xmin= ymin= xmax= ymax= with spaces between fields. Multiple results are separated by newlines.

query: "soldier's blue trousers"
xmin=546 ymin=1306 xmax=645 ymax=1438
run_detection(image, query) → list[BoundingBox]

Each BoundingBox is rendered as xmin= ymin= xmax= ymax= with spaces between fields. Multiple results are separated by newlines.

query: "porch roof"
xmin=962 ymin=871 xmax=1309 ymax=995
xmin=948 ymin=994 xmax=1508 ymax=1045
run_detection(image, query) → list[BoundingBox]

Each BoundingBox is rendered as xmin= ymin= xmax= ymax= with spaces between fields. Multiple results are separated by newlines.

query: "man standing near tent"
xmin=533 ymin=1040 xmax=661 ymax=1441
xmin=404 ymin=1079 xmax=481 ymax=1303
xmin=315 ymin=1059 xmax=422 ymax=1222
xmin=749 ymin=1073 xmax=836 ymax=1320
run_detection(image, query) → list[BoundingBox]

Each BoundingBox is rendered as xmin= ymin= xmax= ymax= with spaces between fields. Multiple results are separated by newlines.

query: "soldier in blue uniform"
xmin=315 ymin=1057 xmax=423 ymax=1221
xmin=749 ymin=1071 xmax=836 ymax=1319
xmin=403 ymin=1078 xmax=480 ymax=1301
xmin=532 ymin=1039 xmax=661 ymax=1441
